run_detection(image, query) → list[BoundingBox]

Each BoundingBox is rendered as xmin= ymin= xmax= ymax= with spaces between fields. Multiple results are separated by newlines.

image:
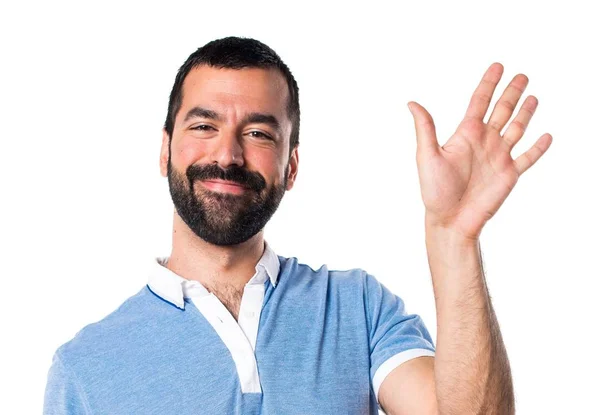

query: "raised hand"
xmin=408 ymin=62 xmax=552 ymax=241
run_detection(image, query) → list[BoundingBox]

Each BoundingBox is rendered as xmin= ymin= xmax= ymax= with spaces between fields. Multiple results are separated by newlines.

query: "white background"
xmin=1 ymin=0 xmax=598 ymax=413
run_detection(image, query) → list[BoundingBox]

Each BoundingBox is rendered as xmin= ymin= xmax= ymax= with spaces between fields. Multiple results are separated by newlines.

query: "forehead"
xmin=179 ymin=65 xmax=290 ymax=122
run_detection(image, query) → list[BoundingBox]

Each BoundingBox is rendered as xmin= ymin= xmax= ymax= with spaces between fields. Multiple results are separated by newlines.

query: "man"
xmin=43 ymin=36 xmax=551 ymax=414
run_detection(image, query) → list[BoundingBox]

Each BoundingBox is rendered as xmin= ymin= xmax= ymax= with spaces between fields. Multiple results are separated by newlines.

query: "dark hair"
xmin=163 ymin=36 xmax=300 ymax=156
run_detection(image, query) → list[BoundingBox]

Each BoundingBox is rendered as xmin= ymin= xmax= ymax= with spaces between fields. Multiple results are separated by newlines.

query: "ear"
xmin=285 ymin=145 xmax=299 ymax=191
xmin=160 ymin=129 xmax=170 ymax=178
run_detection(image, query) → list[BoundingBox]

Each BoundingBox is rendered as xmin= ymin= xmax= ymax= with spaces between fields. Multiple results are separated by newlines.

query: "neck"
xmin=166 ymin=213 xmax=266 ymax=290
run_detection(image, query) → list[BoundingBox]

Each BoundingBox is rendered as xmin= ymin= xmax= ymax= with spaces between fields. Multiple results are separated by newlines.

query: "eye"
xmin=248 ymin=131 xmax=272 ymax=140
xmin=191 ymin=124 xmax=214 ymax=131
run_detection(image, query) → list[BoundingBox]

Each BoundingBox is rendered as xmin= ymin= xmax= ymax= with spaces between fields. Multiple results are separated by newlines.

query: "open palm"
xmin=409 ymin=63 xmax=552 ymax=240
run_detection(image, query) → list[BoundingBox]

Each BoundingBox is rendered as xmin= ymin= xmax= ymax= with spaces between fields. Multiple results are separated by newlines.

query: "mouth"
xmin=199 ymin=179 xmax=250 ymax=195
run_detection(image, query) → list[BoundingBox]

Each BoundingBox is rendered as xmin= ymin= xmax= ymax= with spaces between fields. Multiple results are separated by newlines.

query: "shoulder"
xmin=53 ymin=286 xmax=152 ymax=364
xmin=278 ymin=254 xmax=375 ymax=291
xmin=278 ymin=255 xmax=403 ymax=310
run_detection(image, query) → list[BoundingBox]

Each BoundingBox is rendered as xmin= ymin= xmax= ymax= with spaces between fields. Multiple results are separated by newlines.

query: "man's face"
xmin=160 ymin=65 xmax=299 ymax=246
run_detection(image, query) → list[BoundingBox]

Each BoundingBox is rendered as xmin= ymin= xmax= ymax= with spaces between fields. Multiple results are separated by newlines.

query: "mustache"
xmin=186 ymin=164 xmax=267 ymax=192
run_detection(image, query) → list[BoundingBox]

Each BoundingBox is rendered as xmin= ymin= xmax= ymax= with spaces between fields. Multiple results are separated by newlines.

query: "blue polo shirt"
xmin=44 ymin=251 xmax=435 ymax=414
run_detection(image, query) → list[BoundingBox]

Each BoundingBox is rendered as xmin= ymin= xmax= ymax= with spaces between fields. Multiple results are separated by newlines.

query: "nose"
xmin=210 ymin=128 xmax=244 ymax=169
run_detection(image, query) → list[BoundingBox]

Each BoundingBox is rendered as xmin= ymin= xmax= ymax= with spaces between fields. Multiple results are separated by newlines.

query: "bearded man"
xmin=44 ymin=36 xmax=551 ymax=415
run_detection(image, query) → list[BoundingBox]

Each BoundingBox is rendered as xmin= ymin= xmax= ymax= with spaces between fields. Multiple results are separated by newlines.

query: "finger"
xmin=464 ymin=62 xmax=504 ymax=121
xmin=408 ymin=101 xmax=439 ymax=157
xmin=503 ymin=95 xmax=539 ymax=149
xmin=487 ymin=74 xmax=529 ymax=132
xmin=514 ymin=133 xmax=552 ymax=176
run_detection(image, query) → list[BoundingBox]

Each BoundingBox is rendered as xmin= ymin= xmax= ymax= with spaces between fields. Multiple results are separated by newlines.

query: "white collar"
xmin=147 ymin=241 xmax=280 ymax=310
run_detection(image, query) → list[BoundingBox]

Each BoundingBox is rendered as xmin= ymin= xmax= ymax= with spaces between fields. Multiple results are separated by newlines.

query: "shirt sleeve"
xmin=43 ymin=351 xmax=92 ymax=415
xmin=363 ymin=272 xmax=436 ymax=406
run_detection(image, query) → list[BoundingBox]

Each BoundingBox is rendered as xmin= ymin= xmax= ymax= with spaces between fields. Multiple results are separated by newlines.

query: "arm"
xmin=424 ymin=224 xmax=513 ymax=413
xmin=379 ymin=229 xmax=513 ymax=415
xmin=378 ymin=62 xmax=552 ymax=414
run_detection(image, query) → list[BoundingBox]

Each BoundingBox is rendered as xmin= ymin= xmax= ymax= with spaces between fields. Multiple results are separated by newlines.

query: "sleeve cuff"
xmin=373 ymin=348 xmax=436 ymax=405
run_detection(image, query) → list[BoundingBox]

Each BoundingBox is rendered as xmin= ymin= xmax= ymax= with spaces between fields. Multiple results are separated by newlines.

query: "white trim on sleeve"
xmin=373 ymin=348 xmax=435 ymax=404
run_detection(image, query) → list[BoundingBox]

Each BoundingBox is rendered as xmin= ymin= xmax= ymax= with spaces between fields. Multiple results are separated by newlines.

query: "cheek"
xmin=173 ymin=139 xmax=209 ymax=167
xmin=246 ymin=151 xmax=284 ymax=181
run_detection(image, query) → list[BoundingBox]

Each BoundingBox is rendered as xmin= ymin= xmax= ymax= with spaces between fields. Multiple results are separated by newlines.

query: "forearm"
xmin=425 ymin=224 xmax=514 ymax=415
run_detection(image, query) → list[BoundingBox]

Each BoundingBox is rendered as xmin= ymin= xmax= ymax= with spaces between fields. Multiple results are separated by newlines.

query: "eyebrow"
xmin=183 ymin=106 xmax=283 ymax=136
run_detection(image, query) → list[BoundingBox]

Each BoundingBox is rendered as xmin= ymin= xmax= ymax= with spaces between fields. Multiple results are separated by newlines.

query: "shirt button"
xmin=245 ymin=311 xmax=255 ymax=318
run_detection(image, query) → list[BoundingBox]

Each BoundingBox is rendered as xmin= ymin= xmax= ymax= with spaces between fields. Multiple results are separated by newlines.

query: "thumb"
xmin=407 ymin=101 xmax=440 ymax=157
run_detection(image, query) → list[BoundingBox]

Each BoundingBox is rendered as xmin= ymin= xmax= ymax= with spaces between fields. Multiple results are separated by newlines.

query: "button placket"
xmin=238 ymin=282 xmax=265 ymax=352
xmin=191 ymin=292 xmax=263 ymax=394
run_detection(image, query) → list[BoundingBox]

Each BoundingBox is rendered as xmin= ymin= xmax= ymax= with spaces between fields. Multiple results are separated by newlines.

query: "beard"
xmin=167 ymin=156 xmax=288 ymax=246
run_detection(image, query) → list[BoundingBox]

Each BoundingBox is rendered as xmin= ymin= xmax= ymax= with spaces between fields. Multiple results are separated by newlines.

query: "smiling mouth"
xmin=199 ymin=179 xmax=250 ymax=195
